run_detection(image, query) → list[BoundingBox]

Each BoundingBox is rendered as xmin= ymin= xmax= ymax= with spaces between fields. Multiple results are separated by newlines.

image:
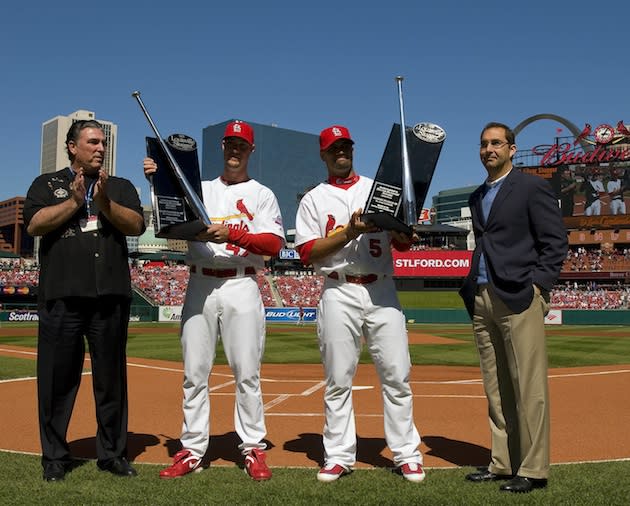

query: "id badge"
xmin=80 ymin=215 xmax=100 ymax=232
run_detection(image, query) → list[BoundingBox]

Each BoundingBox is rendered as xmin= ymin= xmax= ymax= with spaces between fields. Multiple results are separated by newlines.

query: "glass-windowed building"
xmin=40 ymin=110 xmax=117 ymax=176
xmin=201 ymin=121 xmax=324 ymax=230
xmin=431 ymin=185 xmax=477 ymax=224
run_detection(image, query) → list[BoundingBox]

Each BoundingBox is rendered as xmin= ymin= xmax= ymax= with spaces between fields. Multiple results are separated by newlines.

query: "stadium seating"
xmin=2 ymin=255 xmax=628 ymax=310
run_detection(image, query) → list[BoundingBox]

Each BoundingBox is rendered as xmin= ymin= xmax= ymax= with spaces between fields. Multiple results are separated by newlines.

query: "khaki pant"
xmin=472 ymin=284 xmax=550 ymax=479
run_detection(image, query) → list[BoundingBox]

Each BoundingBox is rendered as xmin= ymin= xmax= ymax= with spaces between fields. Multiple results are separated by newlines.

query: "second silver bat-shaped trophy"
xmin=132 ymin=91 xmax=211 ymax=240
xmin=362 ymin=76 xmax=446 ymax=235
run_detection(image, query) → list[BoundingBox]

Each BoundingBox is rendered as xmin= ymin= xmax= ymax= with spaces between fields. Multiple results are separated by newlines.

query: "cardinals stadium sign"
xmin=517 ymin=120 xmax=630 ymax=230
xmin=535 ymin=121 xmax=630 ymax=166
xmin=537 ymin=142 xmax=630 ymax=166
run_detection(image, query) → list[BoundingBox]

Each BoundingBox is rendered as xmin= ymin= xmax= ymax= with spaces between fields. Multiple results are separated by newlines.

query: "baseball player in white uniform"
xmin=584 ymin=173 xmax=605 ymax=216
xmin=607 ymin=169 xmax=626 ymax=215
xmin=144 ymin=121 xmax=285 ymax=481
xmin=294 ymin=125 xmax=425 ymax=483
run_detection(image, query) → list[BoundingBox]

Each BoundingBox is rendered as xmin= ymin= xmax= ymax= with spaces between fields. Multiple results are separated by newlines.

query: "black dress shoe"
xmin=43 ymin=462 xmax=66 ymax=482
xmin=97 ymin=457 xmax=138 ymax=477
xmin=465 ymin=467 xmax=512 ymax=482
xmin=499 ymin=475 xmax=547 ymax=493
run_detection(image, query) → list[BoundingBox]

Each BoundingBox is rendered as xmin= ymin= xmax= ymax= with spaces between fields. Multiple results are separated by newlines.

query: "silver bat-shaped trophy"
xmin=363 ymin=76 xmax=446 ymax=235
xmin=132 ymin=91 xmax=211 ymax=239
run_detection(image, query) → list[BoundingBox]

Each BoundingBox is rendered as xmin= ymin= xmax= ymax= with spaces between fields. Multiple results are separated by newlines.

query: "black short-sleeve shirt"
xmin=23 ymin=168 xmax=145 ymax=303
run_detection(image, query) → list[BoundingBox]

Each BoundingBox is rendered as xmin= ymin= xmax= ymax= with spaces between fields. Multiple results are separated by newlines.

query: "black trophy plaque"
xmin=363 ymin=122 xmax=445 ymax=235
xmin=146 ymin=134 xmax=207 ymax=240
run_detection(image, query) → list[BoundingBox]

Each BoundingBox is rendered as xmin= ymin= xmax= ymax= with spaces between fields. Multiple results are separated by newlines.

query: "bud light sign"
xmin=264 ymin=307 xmax=317 ymax=322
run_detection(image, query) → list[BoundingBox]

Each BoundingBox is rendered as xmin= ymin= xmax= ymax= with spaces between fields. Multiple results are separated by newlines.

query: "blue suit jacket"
xmin=459 ymin=169 xmax=568 ymax=317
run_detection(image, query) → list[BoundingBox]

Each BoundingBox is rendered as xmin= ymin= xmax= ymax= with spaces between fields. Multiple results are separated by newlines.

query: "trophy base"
xmin=361 ymin=212 xmax=413 ymax=236
xmin=155 ymin=220 xmax=207 ymax=241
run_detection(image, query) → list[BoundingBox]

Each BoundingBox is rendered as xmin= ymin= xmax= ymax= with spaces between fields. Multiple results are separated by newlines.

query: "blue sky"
xmin=1 ymin=1 xmax=628 ymax=210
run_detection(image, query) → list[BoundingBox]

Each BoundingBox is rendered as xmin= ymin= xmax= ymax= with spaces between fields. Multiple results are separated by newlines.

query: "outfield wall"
xmin=401 ymin=308 xmax=630 ymax=325
xmin=1 ymin=308 xmax=628 ymax=325
xmin=561 ymin=310 xmax=630 ymax=325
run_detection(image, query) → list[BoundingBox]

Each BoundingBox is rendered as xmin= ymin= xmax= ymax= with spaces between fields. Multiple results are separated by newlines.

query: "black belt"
xmin=328 ymin=272 xmax=379 ymax=284
xmin=190 ymin=265 xmax=256 ymax=278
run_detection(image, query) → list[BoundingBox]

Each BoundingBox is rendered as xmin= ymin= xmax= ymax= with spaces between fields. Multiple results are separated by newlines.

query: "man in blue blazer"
xmin=459 ymin=122 xmax=568 ymax=493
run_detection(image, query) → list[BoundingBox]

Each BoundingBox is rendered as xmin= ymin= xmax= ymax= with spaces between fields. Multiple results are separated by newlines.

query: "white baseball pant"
xmin=178 ymin=274 xmax=267 ymax=458
xmin=317 ymin=277 xmax=422 ymax=468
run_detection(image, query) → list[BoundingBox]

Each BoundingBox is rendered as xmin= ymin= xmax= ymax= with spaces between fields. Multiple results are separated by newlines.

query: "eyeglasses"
xmin=480 ymin=140 xmax=510 ymax=150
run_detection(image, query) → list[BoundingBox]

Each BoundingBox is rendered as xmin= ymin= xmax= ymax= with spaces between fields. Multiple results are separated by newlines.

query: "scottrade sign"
xmin=392 ymin=250 xmax=472 ymax=277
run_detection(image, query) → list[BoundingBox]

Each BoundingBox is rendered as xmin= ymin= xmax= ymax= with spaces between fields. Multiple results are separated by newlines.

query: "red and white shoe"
xmin=317 ymin=463 xmax=350 ymax=482
xmin=244 ymin=449 xmax=272 ymax=481
xmin=159 ymin=449 xmax=201 ymax=479
xmin=399 ymin=462 xmax=426 ymax=482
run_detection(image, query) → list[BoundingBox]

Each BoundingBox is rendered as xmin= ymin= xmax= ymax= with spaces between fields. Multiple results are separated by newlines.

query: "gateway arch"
xmin=513 ymin=113 xmax=594 ymax=152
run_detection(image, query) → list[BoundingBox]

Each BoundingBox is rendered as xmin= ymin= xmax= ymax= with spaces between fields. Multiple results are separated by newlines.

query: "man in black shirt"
xmin=23 ymin=120 xmax=145 ymax=482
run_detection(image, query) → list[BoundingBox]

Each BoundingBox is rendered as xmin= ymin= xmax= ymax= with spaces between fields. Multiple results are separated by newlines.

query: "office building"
xmin=40 ymin=110 xmax=117 ymax=175
xmin=431 ymin=185 xmax=477 ymax=225
xmin=201 ymin=120 xmax=323 ymax=230
xmin=0 ymin=197 xmax=32 ymax=256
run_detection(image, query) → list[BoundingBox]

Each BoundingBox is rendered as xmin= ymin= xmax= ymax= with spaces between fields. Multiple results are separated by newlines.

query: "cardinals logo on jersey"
xmin=236 ymin=199 xmax=254 ymax=220
xmin=324 ymin=214 xmax=345 ymax=237
xmin=325 ymin=214 xmax=336 ymax=237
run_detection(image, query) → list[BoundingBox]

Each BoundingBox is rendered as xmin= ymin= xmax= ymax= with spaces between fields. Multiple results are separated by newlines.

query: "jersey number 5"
xmin=369 ymin=239 xmax=382 ymax=257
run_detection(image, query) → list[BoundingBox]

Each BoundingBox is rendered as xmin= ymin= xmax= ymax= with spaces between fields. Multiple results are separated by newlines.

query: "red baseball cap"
xmin=319 ymin=125 xmax=354 ymax=151
xmin=223 ymin=120 xmax=254 ymax=145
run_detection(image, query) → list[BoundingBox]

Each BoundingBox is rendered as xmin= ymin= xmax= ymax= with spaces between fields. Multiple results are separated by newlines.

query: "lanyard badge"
xmin=79 ymin=179 xmax=100 ymax=232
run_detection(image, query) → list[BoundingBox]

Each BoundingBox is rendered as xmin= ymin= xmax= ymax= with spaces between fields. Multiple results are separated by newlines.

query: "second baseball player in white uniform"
xmin=607 ymin=169 xmax=626 ymax=215
xmin=295 ymin=125 xmax=425 ymax=483
xmin=144 ymin=121 xmax=285 ymax=481
xmin=584 ymin=174 xmax=605 ymax=216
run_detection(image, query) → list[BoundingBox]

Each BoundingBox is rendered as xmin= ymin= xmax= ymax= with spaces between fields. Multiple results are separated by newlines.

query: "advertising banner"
xmin=392 ymin=250 xmax=473 ymax=277
xmin=156 ymin=306 xmax=317 ymax=323
xmin=0 ymin=310 xmax=39 ymax=322
xmin=264 ymin=307 xmax=317 ymax=323
xmin=158 ymin=305 xmax=183 ymax=322
xmin=0 ymin=285 xmax=36 ymax=296
xmin=544 ymin=309 xmax=563 ymax=325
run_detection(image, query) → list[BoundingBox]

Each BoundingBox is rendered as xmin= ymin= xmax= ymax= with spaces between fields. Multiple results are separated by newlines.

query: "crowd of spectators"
xmin=257 ymin=270 xmax=276 ymax=307
xmin=128 ymin=263 xmax=322 ymax=308
xmin=2 ymin=252 xmax=630 ymax=310
xmin=0 ymin=258 xmax=39 ymax=285
xmin=127 ymin=265 xmax=327 ymax=308
xmin=273 ymin=274 xmax=324 ymax=307
xmin=551 ymin=282 xmax=629 ymax=309
xmin=130 ymin=262 xmax=189 ymax=306
xmin=124 ymin=255 xmax=630 ymax=310
xmin=562 ymin=247 xmax=630 ymax=272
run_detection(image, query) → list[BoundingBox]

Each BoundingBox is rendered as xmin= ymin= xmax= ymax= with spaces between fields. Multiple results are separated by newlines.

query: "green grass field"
xmin=398 ymin=291 xmax=466 ymax=309
xmin=3 ymin=322 xmax=630 ymax=369
xmin=1 ymin=322 xmax=629 ymax=504
xmin=0 ymin=451 xmax=628 ymax=506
